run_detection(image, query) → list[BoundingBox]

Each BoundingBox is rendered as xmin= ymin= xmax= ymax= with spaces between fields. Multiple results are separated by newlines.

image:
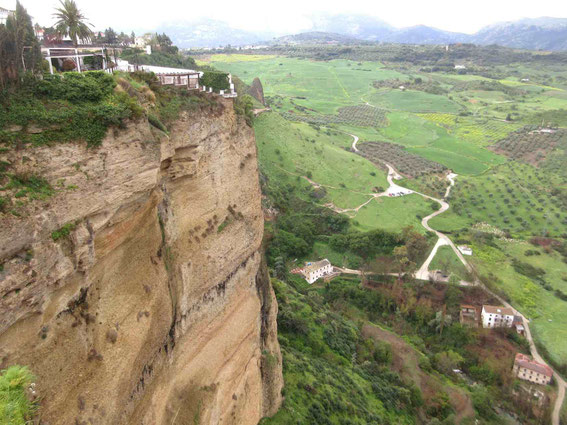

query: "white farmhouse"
xmin=458 ymin=245 xmax=472 ymax=256
xmin=481 ymin=305 xmax=515 ymax=328
xmin=302 ymin=259 xmax=333 ymax=284
xmin=454 ymin=64 xmax=467 ymax=70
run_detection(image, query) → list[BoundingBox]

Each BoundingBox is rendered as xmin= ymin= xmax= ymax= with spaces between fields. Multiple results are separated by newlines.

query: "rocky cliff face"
xmin=0 ymin=97 xmax=282 ymax=424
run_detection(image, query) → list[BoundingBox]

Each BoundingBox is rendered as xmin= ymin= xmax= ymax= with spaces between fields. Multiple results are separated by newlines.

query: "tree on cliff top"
xmin=53 ymin=0 xmax=93 ymax=46
xmin=0 ymin=1 xmax=42 ymax=89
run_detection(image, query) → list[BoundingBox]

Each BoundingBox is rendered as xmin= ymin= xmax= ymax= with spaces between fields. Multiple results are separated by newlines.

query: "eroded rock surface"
xmin=0 ymin=97 xmax=282 ymax=424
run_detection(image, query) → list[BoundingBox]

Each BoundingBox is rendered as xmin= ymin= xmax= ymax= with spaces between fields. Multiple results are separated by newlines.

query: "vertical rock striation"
xmin=0 ymin=97 xmax=282 ymax=424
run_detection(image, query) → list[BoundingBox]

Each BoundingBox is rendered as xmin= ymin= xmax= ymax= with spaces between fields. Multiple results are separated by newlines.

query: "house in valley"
xmin=481 ymin=305 xmax=515 ymax=328
xmin=513 ymin=353 xmax=553 ymax=385
xmin=459 ymin=304 xmax=479 ymax=327
xmin=302 ymin=259 xmax=333 ymax=284
xmin=513 ymin=315 xmax=525 ymax=336
xmin=458 ymin=245 xmax=472 ymax=256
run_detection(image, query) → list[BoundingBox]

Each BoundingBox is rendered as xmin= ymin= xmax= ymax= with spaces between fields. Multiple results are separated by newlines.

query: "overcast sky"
xmin=6 ymin=0 xmax=567 ymax=34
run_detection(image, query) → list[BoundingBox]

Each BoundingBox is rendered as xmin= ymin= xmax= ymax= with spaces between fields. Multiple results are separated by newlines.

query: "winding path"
xmin=349 ymin=133 xmax=566 ymax=424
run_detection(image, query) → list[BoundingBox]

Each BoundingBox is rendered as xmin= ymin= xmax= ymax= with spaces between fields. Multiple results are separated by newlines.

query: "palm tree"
xmin=53 ymin=0 xmax=92 ymax=46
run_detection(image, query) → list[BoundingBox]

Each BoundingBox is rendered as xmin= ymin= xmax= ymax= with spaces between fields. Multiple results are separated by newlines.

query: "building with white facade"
xmin=481 ymin=305 xmax=515 ymax=328
xmin=458 ymin=245 xmax=472 ymax=256
xmin=130 ymin=34 xmax=153 ymax=49
xmin=0 ymin=6 xmax=14 ymax=24
xmin=302 ymin=259 xmax=333 ymax=284
xmin=513 ymin=353 xmax=553 ymax=385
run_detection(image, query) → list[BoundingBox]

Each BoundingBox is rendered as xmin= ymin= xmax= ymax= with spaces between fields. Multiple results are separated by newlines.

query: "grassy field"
xmin=211 ymin=57 xmax=406 ymax=114
xmin=470 ymin=240 xmax=567 ymax=364
xmin=353 ymin=194 xmax=435 ymax=233
xmin=368 ymin=89 xmax=462 ymax=113
xmin=429 ymin=245 xmax=470 ymax=280
xmin=208 ymin=52 xmax=567 ymax=366
xmin=311 ymin=240 xmax=363 ymax=268
xmin=209 ymin=54 xmax=518 ymax=175
xmin=254 ymin=113 xmax=388 ymax=199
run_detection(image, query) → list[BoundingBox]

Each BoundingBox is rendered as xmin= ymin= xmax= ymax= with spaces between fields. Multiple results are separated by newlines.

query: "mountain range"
xmin=158 ymin=15 xmax=567 ymax=51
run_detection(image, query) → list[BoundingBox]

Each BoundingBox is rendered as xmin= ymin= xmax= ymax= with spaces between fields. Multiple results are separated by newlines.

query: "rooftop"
xmin=515 ymin=353 xmax=553 ymax=378
xmin=483 ymin=305 xmax=514 ymax=316
xmin=304 ymin=259 xmax=331 ymax=274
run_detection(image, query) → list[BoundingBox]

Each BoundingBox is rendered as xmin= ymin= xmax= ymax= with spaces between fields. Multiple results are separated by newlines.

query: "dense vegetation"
xmin=120 ymin=47 xmax=198 ymax=69
xmin=0 ymin=72 xmax=141 ymax=148
xmin=0 ymin=1 xmax=42 ymax=90
xmin=0 ymin=366 xmax=36 ymax=423
xmin=262 ymin=274 xmax=548 ymax=424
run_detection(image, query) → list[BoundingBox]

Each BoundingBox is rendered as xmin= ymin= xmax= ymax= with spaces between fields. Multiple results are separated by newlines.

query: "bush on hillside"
xmin=0 ymin=72 xmax=139 ymax=147
xmin=33 ymin=72 xmax=116 ymax=102
xmin=0 ymin=366 xmax=36 ymax=423
xmin=148 ymin=113 xmax=167 ymax=132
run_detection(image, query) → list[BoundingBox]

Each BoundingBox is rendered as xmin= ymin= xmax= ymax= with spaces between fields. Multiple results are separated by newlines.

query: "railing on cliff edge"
xmin=117 ymin=60 xmax=237 ymax=98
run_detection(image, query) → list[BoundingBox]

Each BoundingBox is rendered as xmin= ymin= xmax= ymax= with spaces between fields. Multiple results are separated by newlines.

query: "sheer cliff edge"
xmin=0 ymin=96 xmax=283 ymax=424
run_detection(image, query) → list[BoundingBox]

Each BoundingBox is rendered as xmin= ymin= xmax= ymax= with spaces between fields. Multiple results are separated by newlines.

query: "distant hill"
xmin=383 ymin=25 xmax=468 ymax=45
xmin=309 ymin=13 xmax=394 ymax=41
xmin=471 ymin=17 xmax=567 ymax=51
xmin=313 ymin=14 xmax=567 ymax=50
xmin=156 ymin=19 xmax=273 ymax=48
xmin=270 ymin=31 xmax=363 ymax=45
xmin=156 ymin=15 xmax=567 ymax=51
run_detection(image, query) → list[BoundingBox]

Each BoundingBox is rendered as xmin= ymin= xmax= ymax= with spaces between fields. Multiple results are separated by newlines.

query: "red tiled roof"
xmin=483 ymin=305 xmax=514 ymax=316
xmin=515 ymin=353 xmax=553 ymax=378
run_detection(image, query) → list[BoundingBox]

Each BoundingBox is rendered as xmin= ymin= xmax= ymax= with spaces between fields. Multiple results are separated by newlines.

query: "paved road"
xmin=349 ymin=135 xmax=565 ymax=424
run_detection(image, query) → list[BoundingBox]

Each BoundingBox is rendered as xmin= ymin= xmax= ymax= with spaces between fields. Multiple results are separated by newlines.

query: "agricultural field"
xmin=490 ymin=127 xmax=567 ymax=165
xmin=400 ymin=173 xmax=449 ymax=198
xmin=205 ymin=52 xmax=567 ymax=367
xmin=357 ymin=141 xmax=447 ymax=178
xmin=367 ymin=88 xmax=462 ymax=113
xmin=281 ymin=104 xmax=388 ymax=128
xmin=432 ymin=162 xmax=567 ymax=237
xmin=418 ymin=114 xmax=521 ymax=147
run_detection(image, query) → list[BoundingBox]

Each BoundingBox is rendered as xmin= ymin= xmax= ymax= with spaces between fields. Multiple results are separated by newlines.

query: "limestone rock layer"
xmin=0 ymin=98 xmax=282 ymax=425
